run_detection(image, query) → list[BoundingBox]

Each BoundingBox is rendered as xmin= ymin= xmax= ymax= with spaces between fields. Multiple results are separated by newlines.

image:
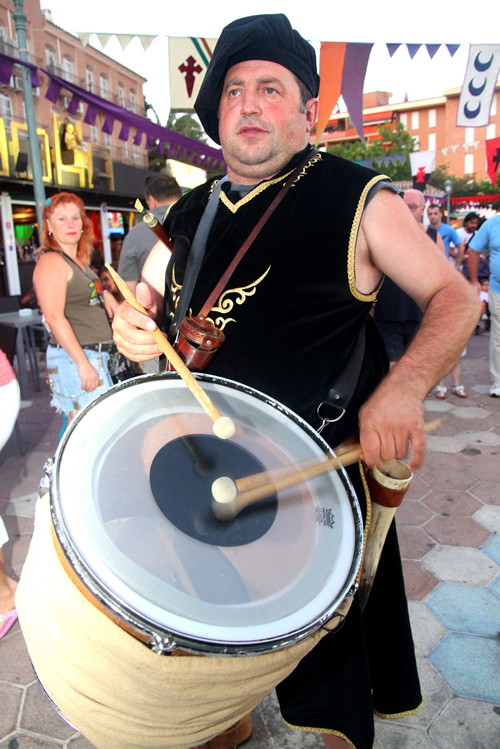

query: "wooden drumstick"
xmin=106 ymin=264 xmax=235 ymax=440
xmin=212 ymin=418 xmax=444 ymax=520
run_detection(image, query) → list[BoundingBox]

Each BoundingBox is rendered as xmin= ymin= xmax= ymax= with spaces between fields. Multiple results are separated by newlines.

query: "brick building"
xmin=315 ymin=85 xmax=500 ymax=183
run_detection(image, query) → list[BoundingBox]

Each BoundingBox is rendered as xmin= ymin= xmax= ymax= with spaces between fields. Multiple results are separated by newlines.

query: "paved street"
xmin=0 ymin=331 xmax=499 ymax=748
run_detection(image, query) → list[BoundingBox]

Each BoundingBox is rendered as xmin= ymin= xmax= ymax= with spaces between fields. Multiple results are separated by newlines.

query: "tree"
xmin=166 ymin=112 xmax=206 ymax=142
xmin=428 ymin=164 xmax=500 ymax=197
xmin=327 ymin=123 xmax=415 ymax=181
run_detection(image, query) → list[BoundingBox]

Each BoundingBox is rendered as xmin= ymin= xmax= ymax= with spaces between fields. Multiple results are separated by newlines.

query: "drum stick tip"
xmin=213 ymin=416 xmax=235 ymax=440
xmin=211 ymin=476 xmax=238 ymax=521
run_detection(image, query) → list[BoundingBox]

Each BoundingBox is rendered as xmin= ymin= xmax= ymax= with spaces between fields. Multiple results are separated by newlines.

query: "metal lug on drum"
xmin=150 ymin=635 xmax=178 ymax=655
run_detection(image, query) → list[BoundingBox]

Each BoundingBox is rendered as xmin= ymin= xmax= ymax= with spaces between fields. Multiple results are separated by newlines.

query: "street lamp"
xmin=444 ymin=178 xmax=453 ymax=223
xmin=12 ymin=0 xmax=45 ymax=232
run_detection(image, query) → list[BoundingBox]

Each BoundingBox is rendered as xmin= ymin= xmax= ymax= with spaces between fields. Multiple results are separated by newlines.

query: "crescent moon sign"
xmin=474 ymin=52 xmax=493 ymax=72
xmin=464 ymin=102 xmax=481 ymax=119
xmin=468 ymin=77 xmax=487 ymax=97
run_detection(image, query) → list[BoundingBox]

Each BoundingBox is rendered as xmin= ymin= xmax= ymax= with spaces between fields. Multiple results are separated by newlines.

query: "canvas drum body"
xmin=17 ymin=373 xmax=363 ymax=749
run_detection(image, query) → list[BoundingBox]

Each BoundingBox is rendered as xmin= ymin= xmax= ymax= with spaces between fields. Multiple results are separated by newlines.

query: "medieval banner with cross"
xmin=168 ymin=37 xmax=218 ymax=112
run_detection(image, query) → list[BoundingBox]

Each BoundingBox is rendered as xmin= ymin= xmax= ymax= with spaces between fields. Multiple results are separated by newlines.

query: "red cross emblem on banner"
xmin=179 ymin=56 xmax=203 ymax=98
xmin=416 ymin=166 xmax=426 ymax=183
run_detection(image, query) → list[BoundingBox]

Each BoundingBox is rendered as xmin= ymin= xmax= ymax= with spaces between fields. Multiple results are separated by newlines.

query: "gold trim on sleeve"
xmin=373 ymin=700 xmax=424 ymax=719
xmin=347 ymin=174 xmax=389 ymax=302
xmin=283 ymin=721 xmax=358 ymax=748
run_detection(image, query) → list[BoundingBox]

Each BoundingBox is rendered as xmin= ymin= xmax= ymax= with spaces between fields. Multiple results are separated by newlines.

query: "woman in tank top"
xmin=33 ymin=192 xmax=114 ymax=423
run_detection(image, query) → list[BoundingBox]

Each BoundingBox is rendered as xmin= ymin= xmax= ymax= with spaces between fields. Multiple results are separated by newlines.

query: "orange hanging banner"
xmin=316 ymin=42 xmax=347 ymax=146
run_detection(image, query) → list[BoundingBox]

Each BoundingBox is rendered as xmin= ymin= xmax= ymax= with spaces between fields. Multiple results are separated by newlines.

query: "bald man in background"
xmin=375 ymin=189 xmax=445 ymax=366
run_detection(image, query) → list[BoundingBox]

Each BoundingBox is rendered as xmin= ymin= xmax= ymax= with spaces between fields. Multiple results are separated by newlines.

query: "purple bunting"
xmin=43 ymin=70 xmax=226 ymax=170
xmin=45 ymin=78 xmax=62 ymax=104
xmin=0 ymin=59 xmax=13 ymax=86
xmin=84 ymin=103 xmax=98 ymax=126
xmin=102 ymin=116 xmax=115 ymax=135
xmin=66 ymin=95 xmax=81 ymax=115
xmin=0 ymin=51 xmax=39 ymax=87
xmin=425 ymin=44 xmax=441 ymax=59
xmin=341 ymin=43 xmax=374 ymax=143
xmin=446 ymin=44 xmax=460 ymax=57
xmin=119 ymin=123 xmax=130 ymax=141
xmin=386 ymin=44 xmax=401 ymax=57
xmin=406 ymin=44 xmax=422 ymax=59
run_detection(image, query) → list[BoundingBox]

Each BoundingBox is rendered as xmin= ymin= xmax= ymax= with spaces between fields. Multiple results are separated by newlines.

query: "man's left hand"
xmin=358 ymin=381 xmax=426 ymax=470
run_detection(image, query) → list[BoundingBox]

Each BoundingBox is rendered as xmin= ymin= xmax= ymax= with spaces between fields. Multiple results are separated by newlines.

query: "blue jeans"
xmin=46 ymin=345 xmax=113 ymax=414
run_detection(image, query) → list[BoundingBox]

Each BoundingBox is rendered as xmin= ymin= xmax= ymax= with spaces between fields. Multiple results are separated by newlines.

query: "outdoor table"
xmin=0 ymin=310 xmax=47 ymax=399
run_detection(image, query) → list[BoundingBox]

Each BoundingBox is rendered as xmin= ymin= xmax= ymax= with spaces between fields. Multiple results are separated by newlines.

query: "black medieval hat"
xmin=195 ymin=14 xmax=320 ymax=145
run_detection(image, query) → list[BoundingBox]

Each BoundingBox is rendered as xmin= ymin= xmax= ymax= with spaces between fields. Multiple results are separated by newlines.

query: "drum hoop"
xmin=49 ymin=372 xmax=364 ymax=656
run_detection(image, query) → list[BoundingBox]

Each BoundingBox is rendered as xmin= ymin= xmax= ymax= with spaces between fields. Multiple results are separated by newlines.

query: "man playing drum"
xmin=113 ymin=14 xmax=479 ymax=749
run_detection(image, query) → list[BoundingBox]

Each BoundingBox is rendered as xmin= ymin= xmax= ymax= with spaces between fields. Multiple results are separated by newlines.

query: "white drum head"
xmin=52 ymin=374 xmax=362 ymax=654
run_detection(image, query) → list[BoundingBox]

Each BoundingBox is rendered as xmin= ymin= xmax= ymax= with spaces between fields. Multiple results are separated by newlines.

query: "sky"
xmin=43 ymin=0 xmax=499 ymax=129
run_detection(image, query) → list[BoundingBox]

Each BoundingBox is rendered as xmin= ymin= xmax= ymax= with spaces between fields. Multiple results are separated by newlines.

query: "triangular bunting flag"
xmin=117 ymin=35 xmax=136 ymax=51
xmin=451 ymin=145 xmax=458 ymax=154
xmin=473 ymin=141 xmax=480 ymax=150
xmin=406 ymin=44 xmax=422 ymax=59
xmin=138 ymin=35 xmax=156 ymax=52
xmin=341 ymin=43 xmax=373 ymax=142
xmin=486 ymin=136 xmax=500 ymax=183
xmin=386 ymin=44 xmax=401 ymax=57
xmin=316 ymin=42 xmax=347 ymax=146
xmin=442 ymin=147 xmax=449 ymax=156
xmin=78 ymin=33 xmax=92 ymax=48
xmin=425 ymin=44 xmax=441 ymax=59
xmin=96 ymin=34 xmax=112 ymax=48
xmin=446 ymin=44 xmax=460 ymax=57
xmin=410 ymin=150 xmax=436 ymax=191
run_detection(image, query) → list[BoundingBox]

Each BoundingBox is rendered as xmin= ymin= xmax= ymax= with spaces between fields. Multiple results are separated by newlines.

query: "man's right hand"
xmin=112 ymin=282 xmax=162 ymax=362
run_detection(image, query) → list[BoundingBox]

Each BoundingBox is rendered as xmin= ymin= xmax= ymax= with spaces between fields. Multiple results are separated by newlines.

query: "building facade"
xmin=316 ymin=86 xmax=500 ymax=184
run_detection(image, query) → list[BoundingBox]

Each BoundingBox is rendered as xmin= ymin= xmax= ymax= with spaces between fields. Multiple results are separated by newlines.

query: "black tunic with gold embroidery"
xmin=164 ymin=148 xmax=422 ymax=749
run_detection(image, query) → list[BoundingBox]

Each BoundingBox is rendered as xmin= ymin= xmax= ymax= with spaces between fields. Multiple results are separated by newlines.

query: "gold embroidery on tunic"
xmin=291 ymin=151 xmax=322 ymax=186
xmin=347 ymin=174 xmax=389 ymax=303
xmin=206 ymin=266 xmax=271 ymax=330
xmin=170 ymin=264 xmax=182 ymax=309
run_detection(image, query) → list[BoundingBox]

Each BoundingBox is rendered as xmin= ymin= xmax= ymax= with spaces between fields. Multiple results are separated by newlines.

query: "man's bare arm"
xmin=454 ymin=240 xmax=465 ymax=268
xmin=467 ymin=250 xmax=481 ymax=291
xmin=355 ymin=190 xmax=480 ymax=469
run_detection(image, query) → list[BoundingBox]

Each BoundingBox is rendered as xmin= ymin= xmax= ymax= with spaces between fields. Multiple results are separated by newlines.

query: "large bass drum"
xmin=17 ymin=373 xmax=363 ymax=748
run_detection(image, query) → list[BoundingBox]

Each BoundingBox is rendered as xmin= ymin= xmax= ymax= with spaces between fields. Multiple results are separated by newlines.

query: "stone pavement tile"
xmin=425 ymin=515 xmax=491 ymax=547
xmin=0 ymin=630 xmax=37 ymax=686
xmin=66 ymin=736 xmax=98 ymax=748
xmin=0 ymin=475 xmax=41 ymax=501
xmin=397 ymin=656 xmax=453 ymax=729
xmin=408 ymin=601 xmax=446 ymax=656
xmin=469 ymin=455 xmax=500 ymax=482
xmin=419 ymin=452 xmax=472 ymax=472
xmin=374 ymin=721 xmax=436 ymax=748
xmin=473 ymin=505 xmax=500 ymax=533
xmin=424 ymin=399 xmax=454 ymax=413
xmin=425 ymin=436 xmax=466 ymax=453
xmin=457 ymin=429 xmax=500 ymax=446
xmin=469 ymin=481 xmax=500 ymax=505
xmin=396 ymin=500 xmax=434 ymax=527
xmin=20 ymin=682 xmax=77 ymax=741
xmin=492 ymin=576 xmax=500 ymax=599
xmin=247 ymin=692 xmax=323 ymax=748
xmin=423 ymin=490 xmax=482 ymax=517
xmin=428 ymin=632 xmax=500 ymax=702
xmin=0 ymin=735 xmax=64 ymax=747
xmin=429 ymin=697 xmax=500 ymax=749
xmin=9 ymin=535 xmax=33 ymax=570
xmin=483 ymin=534 xmax=500 ymax=565
xmin=426 ymin=584 xmax=500 ymax=636
xmin=419 ymin=469 xmax=476 ymax=492
xmin=4 ymin=494 xmax=37 ymax=519
xmin=423 ymin=546 xmax=499 ymax=586
xmin=398 ymin=526 xmax=435 ymax=560
xmin=402 ymin=561 xmax=439 ymax=601
xmin=450 ymin=406 xmax=493 ymax=419
xmin=405 ymin=477 xmax=432 ymax=501
xmin=0 ymin=683 xmax=23 ymax=739
xmin=1 ymin=515 xmax=34 ymax=538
